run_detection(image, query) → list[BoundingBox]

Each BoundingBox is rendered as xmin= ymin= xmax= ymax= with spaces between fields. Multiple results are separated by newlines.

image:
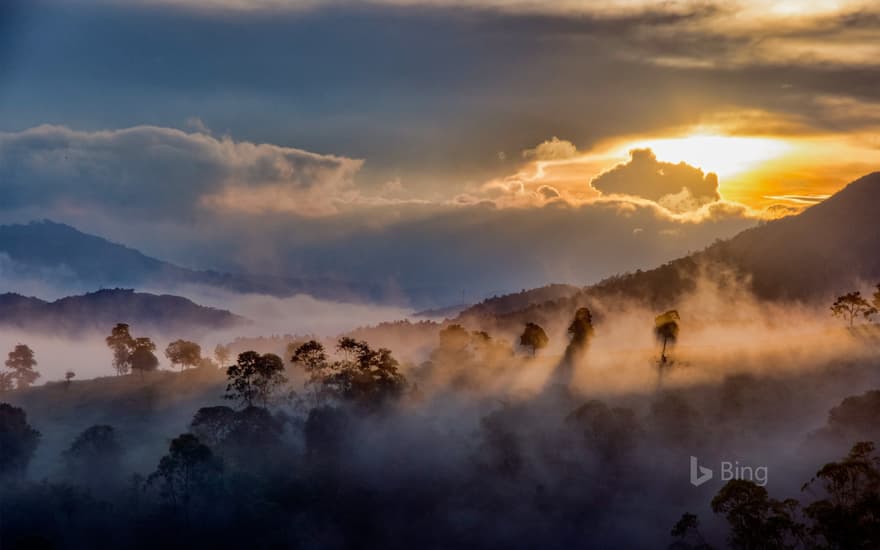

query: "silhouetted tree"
xmin=831 ymin=292 xmax=876 ymax=327
xmin=165 ymin=340 xmax=202 ymax=370
xmin=189 ymin=405 xmax=282 ymax=472
xmin=214 ymin=344 xmax=231 ymax=367
xmin=331 ymin=338 xmax=407 ymax=410
xmin=874 ymin=284 xmax=880 ymax=313
xmin=438 ymin=324 xmax=470 ymax=351
xmin=190 ymin=406 xmax=238 ymax=448
xmin=0 ymin=403 xmax=41 ymax=478
xmin=293 ymin=339 xmax=407 ymax=411
xmin=106 ymin=323 xmax=135 ymax=375
xmin=519 ymin=322 xmax=549 ymax=356
xmin=668 ymin=513 xmax=712 ymax=549
xmin=64 ymin=370 xmax=76 ymax=388
xmin=711 ymin=479 xmax=803 ymax=549
xmin=550 ymin=307 xmax=595 ymax=387
xmin=567 ymin=307 xmax=595 ymax=349
xmin=0 ymin=372 xmax=13 ymax=393
xmin=130 ymin=337 xmax=159 ymax=377
xmin=63 ymin=425 xmax=123 ymax=490
xmin=291 ymin=340 xmax=330 ymax=406
xmin=802 ymin=441 xmax=880 ymax=548
xmin=224 ymin=351 xmax=287 ymax=408
xmin=5 ymin=344 xmax=40 ymax=389
xmin=565 ymin=400 xmax=640 ymax=466
xmin=148 ymin=433 xmax=222 ymax=515
xmin=655 ymin=310 xmax=680 ymax=366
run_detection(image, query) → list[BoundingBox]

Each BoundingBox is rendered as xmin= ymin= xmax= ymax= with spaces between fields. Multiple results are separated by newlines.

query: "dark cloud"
xmin=0 ymin=125 xmax=362 ymax=219
xmin=1 ymin=1 xmax=878 ymax=195
xmin=591 ymin=149 xmax=720 ymax=210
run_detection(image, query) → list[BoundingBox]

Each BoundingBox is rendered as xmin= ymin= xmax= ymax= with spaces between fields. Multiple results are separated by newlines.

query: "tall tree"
xmin=130 ymin=337 xmax=159 ymax=376
xmin=4 ymin=344 xmax=40 ymax=389
xmin=0 ymin=403 xmax=41 ymax=478
xmin=224 ymin=351 xmax=287 ymax=408
xmin=331 ymin=338 xmax=407 ymax=410
xmin=654 ymin=310 xmax=681 ymax=365
xmin=292 ymin=338 xmax=407 ymax=411
xmin=519 ymin=322 xmax=549 ymax=356
xmin=873 ymin=284 xmax=880 ymax=314
xmin=831 ymin=292 xmax=877 ymax=327
xmin=0 ymin=372 xmax=13 ymax=393
xmin=802 ymin=441 xmax=880 ymax=548
xmin=711 ymin=479 xmax=803 ymax=549
xmin=64 ymin=370 xmax=76 ymax=389
xmin=63 ymin=425 xmax=123 ymax=490
xmin=148 ymin=433 xmax=222 ymax=515
xmin=106 ymin=323 xmax=135 ymax=375
xmin=567 ymin=307 xmax=595 ymax=351
xmin=214 ymin=344 xmax=231 ymax=367
xmin=291 ymin=340 xmax=330 ymax=407
xmin=165 ymin=340 xmax=202 ymax=370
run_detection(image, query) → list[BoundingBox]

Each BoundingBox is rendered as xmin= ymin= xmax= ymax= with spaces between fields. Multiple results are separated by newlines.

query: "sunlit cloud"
xmin=624 ymin=134 xmax=793 ymax=179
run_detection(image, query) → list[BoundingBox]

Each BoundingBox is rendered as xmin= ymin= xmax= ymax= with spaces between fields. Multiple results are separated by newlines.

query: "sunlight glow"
xmin=625 ymin=134 xmax=793 ymax=178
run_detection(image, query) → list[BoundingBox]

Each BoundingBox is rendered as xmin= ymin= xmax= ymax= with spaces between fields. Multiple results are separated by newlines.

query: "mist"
xmin=2 ymin=267 xmax=880 ymax=548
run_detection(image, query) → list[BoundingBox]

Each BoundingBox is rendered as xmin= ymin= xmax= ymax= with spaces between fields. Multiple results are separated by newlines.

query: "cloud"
xmin=0 ymin=124 xmax=363 ymax=220
xmin=591 ymin=148 xmax=720 ymax=212
xmin=537 ymin=185 xmax=561 ymax=200
xmin=522 ymin=137 xmax=578 ymax=161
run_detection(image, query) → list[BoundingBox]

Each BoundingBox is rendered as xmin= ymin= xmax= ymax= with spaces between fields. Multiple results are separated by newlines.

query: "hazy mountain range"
xmin=0 ymin=289 xmax=245 ymax=337
xmin=1 ymin=172 xmax=878 ymax=335
xmin=0 ymin=220 xmax=381 ymax=302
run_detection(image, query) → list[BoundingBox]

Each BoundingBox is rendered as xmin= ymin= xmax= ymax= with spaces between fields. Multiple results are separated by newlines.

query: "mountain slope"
xmin=0 ymin=220 xmax=379 ymax=301
xmin=0 ymin=288 xmax=245 ymax=336
xmin=455 ymin=171 xmax=880 ymax=326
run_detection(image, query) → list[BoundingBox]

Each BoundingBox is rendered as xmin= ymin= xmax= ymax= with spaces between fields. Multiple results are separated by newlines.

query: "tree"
xmin=668 ymin=513 xmax=711 ymax=550
xmin=438 ymin=324 xmax=471 ymax=351
xmin=519 ymin=322 xmax=549 ymax=356
xmin=831 ymin=291 xmax=876 ymax=327
xmin=214 ymin=344 xmax=231 ymax=367
xmin=802 ymin=441 xmax=880 ymax=548
xmin=567 ymin=307 xmax=595 ymax=349
xmin=655 ymin=310 xmax=681 ymax=365
xmin=0 ymin=403 xmax=41 ymax=478
xmin=106 ymin=323 xmax=135 ymax=375
xmin=291 ymin=340 xmax=330 ymax=406
xmin=224 ymin=351 xmax=287 ymax=408
xmin=711 ymin=479 xmax=803 ymax=549
xmin=190 ymin=406 xmax=238 ymax=448
xmin=873 ymin=284 xmax=880 ymax=317
xmin=0 ymin=372 xmax=13 ymax=393
xmin=551 ymin=307 xmax=596 ymax=388
xmin=292 ymin=338 xmax=407 ymax=411
xmin=148 ymin=433 xmax=222 ymax=514
xmin=65 ymin=370 xmax=76 ymax=388
xmin=4 ymin=344 xmax=40 ymax=389
xmin=130 ymin=337 xmax=159 ymax=376
xmin=165 ymin=340 xmax=202 ymax=370
xmin=331 ymin=338 xmax=407 ymax=410
xmin=63 ymin=425 xmax=123 ymax=489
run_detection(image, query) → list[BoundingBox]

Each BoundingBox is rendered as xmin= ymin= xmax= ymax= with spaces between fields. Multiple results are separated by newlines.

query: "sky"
xmin=0 ymin=0 xmax=878 ymax=305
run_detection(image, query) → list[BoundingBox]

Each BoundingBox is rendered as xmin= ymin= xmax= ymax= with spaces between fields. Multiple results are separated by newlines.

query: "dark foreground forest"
xmin=3 ymin=290 xmax=880 ymax=550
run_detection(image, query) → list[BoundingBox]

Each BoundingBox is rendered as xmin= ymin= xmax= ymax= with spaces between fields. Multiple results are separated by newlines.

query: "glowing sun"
xmin=625 ymin=134 xmax=792 ymax=178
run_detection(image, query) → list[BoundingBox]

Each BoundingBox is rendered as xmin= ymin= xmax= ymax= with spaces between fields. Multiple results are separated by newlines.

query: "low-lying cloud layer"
xmin=0 ymin=125 xmax=363 ymax=219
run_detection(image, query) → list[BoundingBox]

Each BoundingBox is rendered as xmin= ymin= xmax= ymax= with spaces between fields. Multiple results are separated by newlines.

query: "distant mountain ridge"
xmin=0 ymin=220 xmax=382 ymax=301
xmin=0 ymin=288 xmax=245 ymax=336
xmin=454 ymin=171 xmax=880 ymax=326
